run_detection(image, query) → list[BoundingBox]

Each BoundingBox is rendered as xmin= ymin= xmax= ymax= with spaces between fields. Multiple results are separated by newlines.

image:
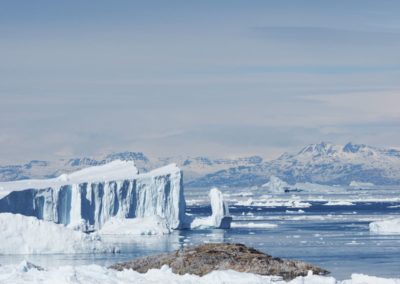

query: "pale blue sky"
xmin=1 ymin=0 xmax=400 ymax=163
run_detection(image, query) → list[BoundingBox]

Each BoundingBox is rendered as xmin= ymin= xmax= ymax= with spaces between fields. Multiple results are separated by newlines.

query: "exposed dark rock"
xmin=109 ymin=243 xmax=329 ymax=280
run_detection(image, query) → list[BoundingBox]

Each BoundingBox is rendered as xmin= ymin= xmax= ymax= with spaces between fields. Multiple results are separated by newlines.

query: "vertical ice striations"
xmin=0 ymin=161 xmax=185 ymax=231
xmin=0 ymin=160 xmax=232 ymax=231
xmin=134 ymin=164 xmax=185 ymax=230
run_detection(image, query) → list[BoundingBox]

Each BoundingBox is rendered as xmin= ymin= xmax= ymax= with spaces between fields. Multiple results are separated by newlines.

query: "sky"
xmin=1 ymin=0 xmax=400 ymax=163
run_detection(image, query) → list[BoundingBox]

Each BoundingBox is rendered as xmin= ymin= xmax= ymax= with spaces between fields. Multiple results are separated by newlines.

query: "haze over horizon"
xmin=1 ymin=0 xmax=400 ymax=163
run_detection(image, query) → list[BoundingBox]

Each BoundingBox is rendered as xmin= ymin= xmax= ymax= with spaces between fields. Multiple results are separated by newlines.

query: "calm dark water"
xmin=1 ymin=202 xmax=399 ymax=280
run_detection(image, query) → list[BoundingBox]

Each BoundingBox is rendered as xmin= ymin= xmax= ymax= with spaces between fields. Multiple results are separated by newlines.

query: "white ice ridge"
xmin=1 ymin=262 xmax=400 ymax=284
xmin=190 ymin=187 xmax=232 ymax=229
xmin=231 ymin=222 xmax=278 ymax=229
xmin=369 ymin=218 xmax=400 ymax=234
xmin=323 ymin=201 xmax=355 ymax=206
xmin=0 ymin=160 xmax=139 ymax=197
xmin=0 ymin=161 xmax=186 ymax=231
xmin=0 ymin=213 xmax=116 ymax=254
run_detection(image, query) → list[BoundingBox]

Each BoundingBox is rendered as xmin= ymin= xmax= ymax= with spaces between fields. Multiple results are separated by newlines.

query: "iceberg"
xmin=0 ymin=160 xmax=140 ymax=198
xmin=0 ymin=161 xmax=186 ymax=231
xmin=190 ymin=187 xmax=232 ymax=229
xmin=0 ymin=161 xmax=232 ymax=234
xmin=0 ymin=213 xmax=116 ymax=254
xmin=323 ymin=201 xmax=355 ymax=206
xmin=262 ymin=176 xmax=291 ymax=192
xmin=369 ymin=218 xmax=400 ymax=234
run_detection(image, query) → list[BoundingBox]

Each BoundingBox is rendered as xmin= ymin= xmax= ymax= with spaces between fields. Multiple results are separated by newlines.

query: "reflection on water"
xmin=0 ymin=229 xmax=229 ymax=269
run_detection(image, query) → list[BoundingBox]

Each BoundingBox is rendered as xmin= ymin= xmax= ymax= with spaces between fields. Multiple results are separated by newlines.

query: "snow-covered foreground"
xmin=0 ymin=262 xmax=399 ymax=284
xmin=0 ymin=213 xmax=116 ymax=254
xmin=370 ymin=218 xmax=400 ymax=234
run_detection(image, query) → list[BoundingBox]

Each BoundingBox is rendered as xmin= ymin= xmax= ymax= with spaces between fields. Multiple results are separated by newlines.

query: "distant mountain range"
xmin=0 ymin=151 xmax=263 ymax=185
xmin=188 ymin=142 xmax=400 ymax=187
xmin=1 ymin=142 xmax=400 ymax=187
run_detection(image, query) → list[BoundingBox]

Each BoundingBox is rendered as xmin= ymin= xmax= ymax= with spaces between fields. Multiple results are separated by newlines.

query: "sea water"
xmin=0 ymin=187 xmax=399 ymax=280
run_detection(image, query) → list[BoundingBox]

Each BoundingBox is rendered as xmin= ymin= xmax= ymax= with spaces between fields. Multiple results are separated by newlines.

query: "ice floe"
xmin=323 ymin=201 xmax=355 ymax=206
xmin=369 ymin=218 xmax=400 ymax=234
xmin=231 ymin=222 xmax=278 ymax=229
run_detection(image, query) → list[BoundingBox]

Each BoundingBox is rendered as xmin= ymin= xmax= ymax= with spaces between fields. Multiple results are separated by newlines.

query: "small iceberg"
xmin=189 ymin=188 xmax=232 ymax=229
xmin=323 ymin=201 xmax=355 ymax=206
xmin=369 ymin=218 xmax=400 ymax=234
xmin=262 ymin=176 xmax=291 ymax=193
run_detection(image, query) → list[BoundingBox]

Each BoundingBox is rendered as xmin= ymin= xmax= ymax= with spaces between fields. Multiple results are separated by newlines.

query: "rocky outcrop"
xmin=109 ymin=243 xmax=329 ymax=280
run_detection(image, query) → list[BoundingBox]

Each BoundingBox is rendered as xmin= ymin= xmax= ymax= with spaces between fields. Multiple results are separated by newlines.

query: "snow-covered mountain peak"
xmin=67 ymin=157 xmax=99 ymax=167
xmin=188 ymin=142 xmax=400 ymax=187
xmin=342 ymin=142 xmax=366 ymax=153
xmin=105 ymin=152 xmax=150 ymax=163
xmin=2 ymin=142 xmax=400 ymax=187
xmin=298 ymin=142 xmax=338 ymax=157
xmin=294 ymin=142 xmax=389 ymax=161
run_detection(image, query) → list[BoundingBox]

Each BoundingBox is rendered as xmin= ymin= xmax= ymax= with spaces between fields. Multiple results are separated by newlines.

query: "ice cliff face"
xmin=0 ymin=161 xmax=186 ymax=231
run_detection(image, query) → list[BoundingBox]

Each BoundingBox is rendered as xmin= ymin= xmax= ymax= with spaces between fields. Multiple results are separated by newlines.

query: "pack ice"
xmin=0 ymin=160 xmax=231 ymax=233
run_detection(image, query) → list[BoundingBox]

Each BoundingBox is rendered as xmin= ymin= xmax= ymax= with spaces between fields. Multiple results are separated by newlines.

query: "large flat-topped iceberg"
xmin=0 ymin=160 xmax=232 ymax=235
xmin=0 ymin=161 xmax=186 ymax=231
